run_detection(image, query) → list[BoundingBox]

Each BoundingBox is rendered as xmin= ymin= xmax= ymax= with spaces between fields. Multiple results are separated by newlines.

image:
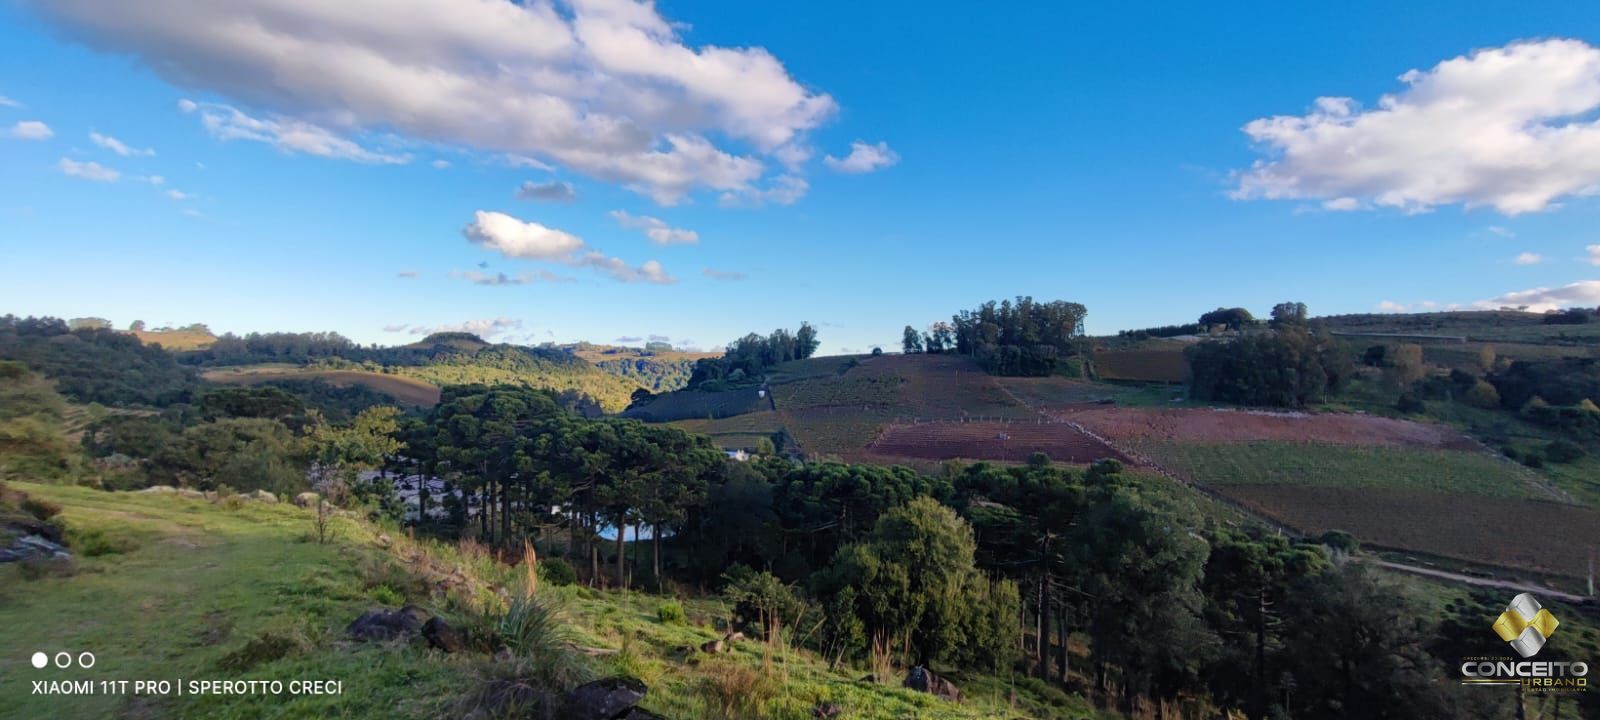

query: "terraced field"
xmin=1092 ymin=345 xmax=1188 ymax=383
xmin=867 ymin=420 xmax=1131 ymax=465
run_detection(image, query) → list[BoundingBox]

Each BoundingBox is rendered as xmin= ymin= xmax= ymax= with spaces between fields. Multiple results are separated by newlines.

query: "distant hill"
xmin=566 ymin=342 xmax=717 ymax=393
xmin=130 ymin=326 xmax=218 ymax=351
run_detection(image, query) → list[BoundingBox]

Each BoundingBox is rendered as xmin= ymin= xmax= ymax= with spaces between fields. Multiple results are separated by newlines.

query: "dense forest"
xmin=904 ymin=297 xmax=1088 ymax=376
xmin=686 ymin=322 xmax=820 ymax=389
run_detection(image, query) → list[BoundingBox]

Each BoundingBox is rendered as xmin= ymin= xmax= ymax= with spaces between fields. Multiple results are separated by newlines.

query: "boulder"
xmin=812 ymin=702 xmax=843 ymax=719
xmin=562 ymin=677 xmax=648 ymax=720
xmin=0 ymin=534 xmax=72 ymax=563
xmin=141 ymin=485 xmax=177 ymax=494
xmin=903 ymin=666 xmax=960 ymax=702
xmin=294 ymin=492 xmax=320 ymax=508
xmin=177 ymin=489 xmax=205 ymax=500
xmin=252 ymin=490 xmax=278 ymax=504
xmin=699 ymin=631 xmax=745 ymax=654
xmin=422 ymin=617 xmax=467 ymax=653
xmin=346 ymin=606 xmax=427 ymax=642
xmin=618 ymin=709 xmax=667 ymax=720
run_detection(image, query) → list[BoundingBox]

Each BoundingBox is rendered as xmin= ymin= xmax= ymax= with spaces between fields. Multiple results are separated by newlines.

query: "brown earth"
xmin=1055 ymin=407 xmax=1482 ymax=451
xmin=1218 ymin=485 xmax=1600 ymax=580
xmin=866 ymin=420 xmax=1132 ymax=465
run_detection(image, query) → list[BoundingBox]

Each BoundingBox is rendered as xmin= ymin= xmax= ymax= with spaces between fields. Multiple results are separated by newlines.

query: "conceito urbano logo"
xmin=1459 ymin=592 xmax=1587 ymax=694
xmin=1494 ymin=592 xmax=1559 ymax=658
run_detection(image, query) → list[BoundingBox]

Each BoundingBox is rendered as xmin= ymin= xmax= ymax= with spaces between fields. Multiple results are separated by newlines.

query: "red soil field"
xmin=1056 ymin=407 xmax=1482 ymax=451
xmin=1218 ymin=485 xmax=1600 ymax=580
xmin=867 ymin=420 xmax=1133 ymax=465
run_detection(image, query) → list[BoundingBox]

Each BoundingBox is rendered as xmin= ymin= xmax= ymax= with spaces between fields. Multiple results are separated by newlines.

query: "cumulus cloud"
xmin=29 ymin=0 xmax=838 ymax=204
xmin=89 ymin=131 xmax=154 ymax=157
xmin=463 ymin=210 xmax=674 ymax=284
xmin=824 ymin=140 xmax=899 ymax=174
xmin=1514 ymin=252 xmax=1543 ymax=265
xmin=1235 ymin=39 xmax=1600 ymax=215
xmin=449 ymin=268 xmax=573 ymax=285
xmin=180 ymin=99 xmax=409 ymax=164
xmin=7 ymin=120 xmax=52 ymax=140
xmin=610 ymin=210 xmax=698 ymax=245
xmin=702 ymin=268 xmax=746 ymax=281
xmin=1474 ymin=280 xmax=1600 ymax=312
xmin=516 ymin=180 xmax=578 ymax=203
xmin=59 ymin=157 xmax=119 ymax=182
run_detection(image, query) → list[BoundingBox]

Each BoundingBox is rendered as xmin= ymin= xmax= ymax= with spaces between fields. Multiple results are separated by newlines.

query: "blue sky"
xmin=3 ymin=0 xmax=1600 ymax=354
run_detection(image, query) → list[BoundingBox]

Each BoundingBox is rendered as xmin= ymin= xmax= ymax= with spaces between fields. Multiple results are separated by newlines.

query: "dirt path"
xmin=1375 ymin=561 xmax=1589 ymax=604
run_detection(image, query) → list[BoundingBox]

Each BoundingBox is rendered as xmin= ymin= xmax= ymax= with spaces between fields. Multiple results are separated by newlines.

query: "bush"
xmin=1501 ymin=446 xmax=1521 ymax=461
xmin=1545 ymin=440 xmax=1586 ymax=464
xmin=539 ymin=557 xmax=577 ymax=587
xmin=1464 ymin=380 xmax=1501 ymax=409
xmin=656 ymin=600 xmax=686 ymax=625
xmin=1396 ymin=393 xmax=1426 ymax=414
xmin=20 ymin=497 xmax=61 ymax=522
xmin=1522 ymin=453 xmax=1545 ymax=469
xmin=369 ymin=584 xmax=405 ymax=606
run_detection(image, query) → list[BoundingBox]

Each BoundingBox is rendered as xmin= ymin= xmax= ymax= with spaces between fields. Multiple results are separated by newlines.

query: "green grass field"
xmin=0 ymin=483 xmax=1101 ymax=720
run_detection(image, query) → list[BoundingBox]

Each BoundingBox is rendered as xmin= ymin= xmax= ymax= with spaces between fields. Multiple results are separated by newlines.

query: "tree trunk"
xmin=1252 ymin=586 xmax=1267 ymax=720
xmin=1058 ymin=600 xmax=1069 ymax=686
xmin=616 ymin=522 xmax=627 ymax=589
xmin=1037 ymin=575 xmax=1051 ymax=680
xmin=653 ymin=527 xmax=662 ymax=583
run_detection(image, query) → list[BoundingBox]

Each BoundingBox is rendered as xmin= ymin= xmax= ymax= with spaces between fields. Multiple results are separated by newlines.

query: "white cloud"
xmin=58 ymin=157 xmax=119 ymax=182
xmin=824 ymin=140 xmax=899 ymax=174
xmin=89 ymin=131 xmax=154 ymax=157
xmin=449 ymin=268 xmax=573 ymax=285
xmin=1514 ymin=252 xmax=1543 ymax=265
xmin=1235 ymin=39 xmax=1600 ymax=215
xmin=1322 ymin=197 xmax=1360 ymax=211
xmin=1473 ymin=280 xmax=1600 ymax=312
xmin=382 ymin=323 xmax=410 ymax=332
xmin=409 ymin=317 xmax=523 ymax=339
xmin=0 ymin=95 xmax=20 ymax=108
xmin=181 ymin=100 xmax=410 ymax=164
xmin=515 ymin=180 xmax=577 ymax=203
xmin=610 ymin=209 xmax=698 ymax=245
xmin=702 ymin=268 xmax=746 ymax=281
xmin=1488 ymin=225 xmax=1515 ymax=238
xmin=463 ymin=210 xmax=585 ymax=260
xmin=7 ymin=120 xmax=53 ymax=140
xmin=140 ymin=175 xmax=166 ymax=185
xmin=32 ymin=0 xmax=838 ymax=204
xmin=1588 ymin=244 xmax=1600 ymax=266
xmin=462 ymin=210 xmax=674 ymax=284
xmin=166 ymin=189 xmax=191 ymax=200
xmin=431 ymin=159 xmax=450 ymax=169
xmin=615 ymin=336 xmax=643 ymax=343
xmin=719 ymin=174 xmax=807 ymax=207
xmin=1376 ymin=300 xmax=1410 ymax=313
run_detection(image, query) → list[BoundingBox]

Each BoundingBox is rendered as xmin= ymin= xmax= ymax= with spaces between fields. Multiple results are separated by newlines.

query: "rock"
xmin=294 ymin=492 xmax=320 ymax=508
xmin=699 ymin=631 xmax=745 ymax=654
xmin=374 ymin=533 xmax=392 ymax=548
xmin=562 ymin=676 xmax=648 ymax=720
xmin=252 ymin=490 xmax=278 ymax=504
xmin=422 ymin=617 xmax=467 ymax=653
xmin=0 ymin=534 xmax=72 ymax=563
xmin=4 ymin=516 xmax=64 ymax=545
xmin=177 ymin=489 xmax=205 ymax=500
xmin=903 ymin=666 xmax=960 ymax=702
xmin=346 ymin=606 xmax=427 ymax=642
xmin=141 ymin=485 xmax=177 ymax=493
xmin=618 ymin=709 xmax=667 ymax=720
xmin=812 ymin=702 xmax=842 ymax=718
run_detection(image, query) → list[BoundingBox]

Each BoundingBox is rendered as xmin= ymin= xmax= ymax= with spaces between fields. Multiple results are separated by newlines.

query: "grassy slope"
xmin=0 ymin=483 xmax=467 ymax=720
xmin=130 ymin=329 xmax=218 ymax=352
xmin=0 ymin=483 xmax=1099 ymax=720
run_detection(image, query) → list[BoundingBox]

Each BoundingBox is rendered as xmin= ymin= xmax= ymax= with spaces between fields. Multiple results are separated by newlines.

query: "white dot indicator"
xmin=31 ymin=652 xmax=47 ymax=669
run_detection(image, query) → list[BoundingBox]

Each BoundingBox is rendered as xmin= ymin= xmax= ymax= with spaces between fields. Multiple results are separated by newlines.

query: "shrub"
xmin=539 ymin=557 xmax=577 ymax=587
xmin=656 ymin=600 xmax=686 ymax=626
xmin=1395 ymin=393 xmax=1426 ymax=414
xmin=1522 ymin=453 xmax=1545 ymax=469
xmin=20 ymin=497 xmax=61 ymax=522
xmin=1545 ymin=440 xmax=1586 ymax=464
xmin=370 ymin=584 xmax=405 ymax=606
xmin=1501 ymin=446 xmax=1521 ymax=461
xmin=1464 ymin=380 xmax=1501 ymax=409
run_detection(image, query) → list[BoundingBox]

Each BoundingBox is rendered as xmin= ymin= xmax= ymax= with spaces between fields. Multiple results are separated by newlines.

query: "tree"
xmin=1476 ymin=345 xmax=1497 ymax=373
xmin=1269 ymin=302 xmax=1308 ymax=328
xmin=795 ymin=322 xmax=820 ymax=359
xmin=901 ymin=326 xmax=923 ymax=354
xmin=1199 ymin=307 xmax=1254 ymax=330
xmin=129 ymin=320 xmax=146 ymax=332
xmin=1187 ymin=328 xmax=1351 ymax=408
xmin=1382 ymin=343 xmax=1426 ymax=391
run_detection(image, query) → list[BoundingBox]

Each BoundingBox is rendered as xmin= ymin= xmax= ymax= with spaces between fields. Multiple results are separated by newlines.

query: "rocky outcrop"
xmin=422 ymin=616 xmax=467 ymax=653
xmin=0 ymin=534 xmax=71 ymax=563
xmin=345 ymin=606 xmax=428 ymax=642
xmin=562 ymin=677 xmax=649 ymax=720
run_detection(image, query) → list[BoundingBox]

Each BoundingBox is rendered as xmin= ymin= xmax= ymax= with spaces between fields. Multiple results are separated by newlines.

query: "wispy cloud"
xmin=824 ymin=140 xmax=899 ymax=174
xmin=515 ymin=180 xmax=577 ymax=203
xmin=180 ymin=99 xmax=409 ymax=164
xmin=610 ymin=210 xmax=698 ymax=245
xmin=90 ymin=131 xmax=154 ymax=157
xmin=1513 ymin=252 xmax=1543 ymax=265
xmin=448 ymin=269 xmax=573 ymax=285
xmin=397 ymin=270 xmax=420 ymax=279
xmin=59 ymin=157 xmax=119 ymax=182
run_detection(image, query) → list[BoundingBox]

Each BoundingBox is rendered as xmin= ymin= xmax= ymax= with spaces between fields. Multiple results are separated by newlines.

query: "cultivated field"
xmin=867 ymin=420 xmax=1132 ymax=465
xmin=201 ymin=365 xmax=442 ymax=405
xmin=620 ymin=385 xmax=770 ymax=422
xmin=1092 ymin=345 xmax=1188 ymax=383
xmin=1222 ymin=485 xmax=1600 ymax=580
xmin=1059 ymin=406 xmax=1483 ymax=451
